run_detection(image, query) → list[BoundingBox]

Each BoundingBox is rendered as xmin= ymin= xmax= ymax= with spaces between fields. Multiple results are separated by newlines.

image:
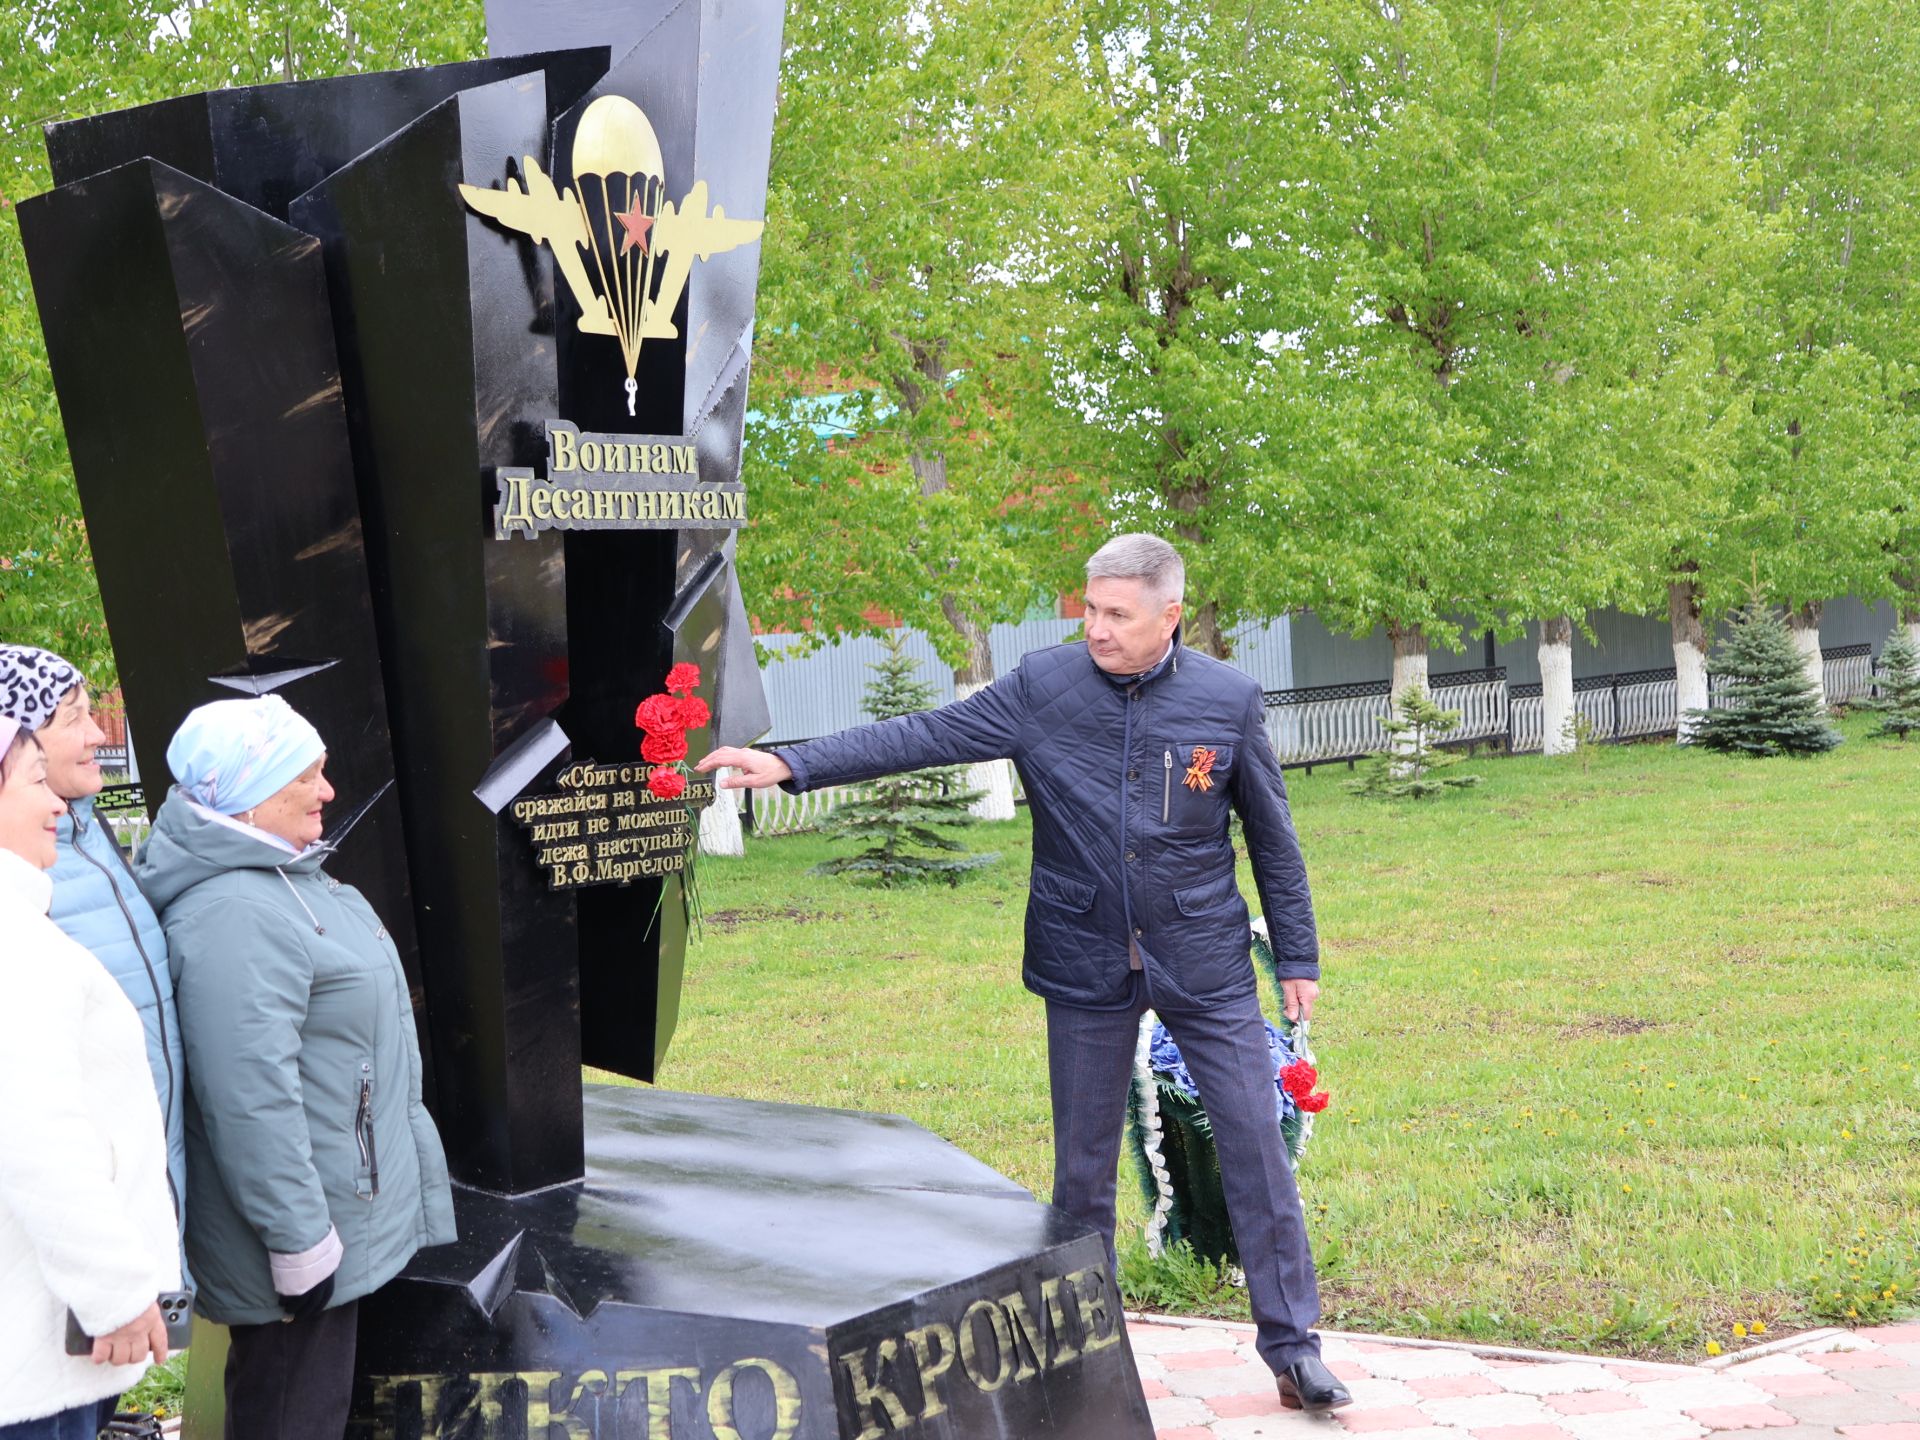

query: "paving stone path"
xmin=1127 ymin=1316 xmax=1920 ymax=1440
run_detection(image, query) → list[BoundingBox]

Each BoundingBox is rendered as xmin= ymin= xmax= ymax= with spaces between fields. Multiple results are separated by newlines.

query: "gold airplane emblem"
xmin=459 ymin=95 xmax=764 ymax=415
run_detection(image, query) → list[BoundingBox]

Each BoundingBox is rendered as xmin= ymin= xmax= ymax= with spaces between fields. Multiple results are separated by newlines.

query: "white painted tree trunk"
xmin=698 ymin=769 xmax=744 ymax=857
xmin=1388 ymin=622 xmax=1429 ymax=710
xmin=1906 ymin=617 xmax=1920 ymax=651
xmin=956 ymin=680 xmax=1018 ymax=821
xmin=1538 ymin=616 xmax=1575 ymax=755
xmin=1669 ymin=576 xmax=1709 ymax=743
xmin=1787 ymin=602 xmax=1826 ymax=708
xmin=1674 ymin=642 xmax=1709 ymax=741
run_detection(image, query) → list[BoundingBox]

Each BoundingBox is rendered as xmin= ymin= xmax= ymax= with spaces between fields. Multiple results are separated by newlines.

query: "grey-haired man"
xmin=699 ymin=533 xmax=1348 ymax=1413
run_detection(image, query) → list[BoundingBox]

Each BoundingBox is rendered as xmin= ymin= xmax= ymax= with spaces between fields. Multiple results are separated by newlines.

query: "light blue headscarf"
xmin=166 ymin=696 xmax=324 ymax=816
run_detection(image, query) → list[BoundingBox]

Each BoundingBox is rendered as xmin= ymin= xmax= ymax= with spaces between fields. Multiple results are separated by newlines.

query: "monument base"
xmin=318 ymin=1085 xmax=1152 ymax=1438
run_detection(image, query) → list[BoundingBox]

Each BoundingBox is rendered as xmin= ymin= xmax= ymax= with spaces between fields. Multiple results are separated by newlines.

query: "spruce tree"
xmin=1686 ymin=598 xmax=1841 ymax=756
xmin=1350 ymin=685 xmax=1481 ymax=799
xmin=812 ymin=631 xmax=1000 ymax=885
xmin=1862 ymin=628 xmax=1920 ymax=741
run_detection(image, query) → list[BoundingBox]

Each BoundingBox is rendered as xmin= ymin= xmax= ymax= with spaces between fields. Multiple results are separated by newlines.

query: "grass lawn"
xmin=613 ymin=712 xmax=1920 ymax=1361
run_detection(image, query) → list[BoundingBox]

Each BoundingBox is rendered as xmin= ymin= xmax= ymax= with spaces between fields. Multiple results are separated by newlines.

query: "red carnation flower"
xmin=674 ymin=694 xmax=711 ymax=731
xmin=1279 ymin=1061 xmax=1319 ymax=1101
xmin=647 ymin=765 xmax=687 ymax=800
xmin=1296 ymin=1091 xmax=1331 ymax=1114
xmin=641 ymin=729 xmax=690 ymax=764
xmin=634 ymin=692 xmax=685 ymax=736
xmin=665 ymin=663 xmax=702 ymax=695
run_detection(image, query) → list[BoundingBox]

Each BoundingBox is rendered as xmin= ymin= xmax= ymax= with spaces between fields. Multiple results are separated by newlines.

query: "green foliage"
xmin=119 ymin=1350 xmax=188 ymax=1419
xmin=1799 ymin=1235 xmax=1920 ymax=1326
xmin=1116 ymin=1236 xmax=1238 ymax=1319
xmin=810 ymin=631 xmax=999 ymax=885
xmin=739 ymin=0 xmax=1103 ymax=678
xmin=1561 ymin=707 xmax=1602 ymax=775
xmin=1351 ymin=687 xmax=1482 ymax=799
xmin=1688 ymin=598 xmax=1842 ymax=757
xmin=1861 ymin=628 xmax=1920 ymax=741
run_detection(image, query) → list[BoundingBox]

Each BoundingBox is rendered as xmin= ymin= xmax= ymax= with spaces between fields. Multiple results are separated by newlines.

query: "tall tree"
xmin=741 ymin=0 xmax=1106 ymax=817
xmin=1700 ymin=1 xmax=1920 ymax=702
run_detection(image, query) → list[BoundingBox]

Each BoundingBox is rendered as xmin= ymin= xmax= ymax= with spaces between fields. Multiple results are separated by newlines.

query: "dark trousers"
xmin=0 ymin=1403 xmax=104 ymax=1440
xmin=1046 ymin=973 xmax=1321 ymax=1372
xmin=224 ymin=1301 xmax=359 ymax=1440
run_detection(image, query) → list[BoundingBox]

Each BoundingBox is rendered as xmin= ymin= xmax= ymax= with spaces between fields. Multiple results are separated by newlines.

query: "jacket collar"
xmin=56 ymin=792 xmax=95 ymax=842
xmin=1097 ymin=624 xmax=1184 ymax=690
xmin=0 ymin=846 xmax=53 ymax=915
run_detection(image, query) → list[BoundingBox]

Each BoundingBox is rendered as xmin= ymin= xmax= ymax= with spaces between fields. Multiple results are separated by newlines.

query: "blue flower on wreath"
xmin=1147 ymin=1018 xmax=1309 ymax=1124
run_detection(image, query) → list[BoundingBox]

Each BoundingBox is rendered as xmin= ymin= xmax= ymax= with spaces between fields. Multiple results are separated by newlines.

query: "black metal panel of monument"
xmin=19 ymin=5 xmax=1157 ymax=1437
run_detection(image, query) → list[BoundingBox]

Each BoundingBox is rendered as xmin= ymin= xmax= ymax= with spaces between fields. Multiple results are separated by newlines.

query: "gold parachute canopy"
xmin=571 ymin=97 xmax=668 ymax=405
xmin=572 ymin=95 xmax=664 ymax=182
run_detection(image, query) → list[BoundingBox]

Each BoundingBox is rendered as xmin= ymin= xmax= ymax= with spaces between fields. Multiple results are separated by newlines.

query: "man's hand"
xmin=696 ymin=746 xmax=793 ymax=789
xmin=91 ymin=1301 xmax=167 ymax=1367
xmin=1281 ymin=978 xmax=1319 ymax=1024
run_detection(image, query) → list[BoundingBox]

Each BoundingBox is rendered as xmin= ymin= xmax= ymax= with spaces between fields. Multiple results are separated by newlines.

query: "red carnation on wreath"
xmin=647 ymin=765 xmax=687 ymax=800
xmin=1279 ymin=1059 xmax=1331 ymax=1113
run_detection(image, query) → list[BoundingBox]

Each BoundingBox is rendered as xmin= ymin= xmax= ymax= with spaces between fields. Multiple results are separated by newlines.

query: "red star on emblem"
xmin=614 ymin=195 xmax=654 ymax=255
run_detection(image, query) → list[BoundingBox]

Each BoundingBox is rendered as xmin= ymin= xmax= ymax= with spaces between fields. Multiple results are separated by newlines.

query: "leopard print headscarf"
xmin=0 ymin=645 xmax=84 ymax=733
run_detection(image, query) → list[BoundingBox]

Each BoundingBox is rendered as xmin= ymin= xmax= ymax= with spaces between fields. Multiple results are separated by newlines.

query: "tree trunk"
xmin=1538 ymin=615 xmax=1576 ymax=755
xmin=1185 ymin=599 xmax=1232 ymax=659
xmin=909 ymin=439 xmax=1016 ymax=822
xmin=943 ymin=598 xmax=1016 ymax=821
xmin=1897 ymin=573 xmax=1920 ymax=648
xmin=1787 ymin=599 xmax=1825 ymax=707
xmin=1388 ymin=621 xmax=1429 ymax=709
xmin=698 ymin=770 xmax=744 ymax=857
xmin=1669 ymin=574 xmax=1709 ymax=743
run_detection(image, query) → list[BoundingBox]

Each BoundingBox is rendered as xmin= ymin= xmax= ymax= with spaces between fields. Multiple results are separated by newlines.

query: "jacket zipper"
xmin=1162 ymin=749 xmax=1172 ymax=823
xmin=70 ymin=816 xmax=181 ymax=1224
xmin=354 ymin=1076 xmax=380 ymax=1198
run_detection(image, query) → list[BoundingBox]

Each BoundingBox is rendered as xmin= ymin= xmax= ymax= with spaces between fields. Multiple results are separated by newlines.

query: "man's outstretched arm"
xmin=698 ymin=667 xmax=1026 ymax=792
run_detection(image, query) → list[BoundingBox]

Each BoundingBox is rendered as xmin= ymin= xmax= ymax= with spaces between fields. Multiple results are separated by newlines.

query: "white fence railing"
xmin=1262 ymin=669 xmax=1508 ymax=768
xmin=743 ymin=647 xmax=1883 ymax=831
xmin=1824 ymin=644 xmax=1874 ymax=704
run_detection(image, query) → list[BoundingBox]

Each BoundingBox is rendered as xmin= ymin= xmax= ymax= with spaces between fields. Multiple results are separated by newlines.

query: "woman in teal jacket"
xmin=135 ymin=696 xmax=453 ymax=1440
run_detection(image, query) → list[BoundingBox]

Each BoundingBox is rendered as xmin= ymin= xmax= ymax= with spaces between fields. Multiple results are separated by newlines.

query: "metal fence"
xmin=740 ymin=645 xmax=1885 ymax=832
xmin=1262 ymin=668 xmax=1508 ymax=769
xmin=94 ymin=783 xmax=151 ymax=851
xmin=742 ymin=768 xmax=1022 ymax=839
xmin=1824 ymin=643 xmax=1874 ymax=704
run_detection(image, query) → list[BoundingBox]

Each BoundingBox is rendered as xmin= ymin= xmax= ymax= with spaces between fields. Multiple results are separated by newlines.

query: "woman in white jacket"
xmin=0 ymin=718 xmax=181 ymax=1439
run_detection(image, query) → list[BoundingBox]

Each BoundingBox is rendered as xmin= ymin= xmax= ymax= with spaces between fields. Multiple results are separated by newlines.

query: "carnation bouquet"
xmin=1125 ymin=919 xmax=1329 ymax=1268
xmin=633 ymin=662 xmax=712 ymax=927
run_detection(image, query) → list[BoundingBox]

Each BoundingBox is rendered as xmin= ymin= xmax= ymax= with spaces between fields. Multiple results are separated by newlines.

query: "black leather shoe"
xmin=1276 ymin=1354 xmax=1353 ymax=1414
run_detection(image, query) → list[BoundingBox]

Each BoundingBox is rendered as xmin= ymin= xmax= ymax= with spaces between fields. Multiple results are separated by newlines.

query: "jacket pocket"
xmin=1163 ymin=741 xmax=1234 ymax=830
xmin=1173 ymin=872 xmax=1242 ymax=917
xmin=1030 ymin=860 xmax=1096 ymax=912
xmin=353 ymin=1069 xmax=380 ymax=1200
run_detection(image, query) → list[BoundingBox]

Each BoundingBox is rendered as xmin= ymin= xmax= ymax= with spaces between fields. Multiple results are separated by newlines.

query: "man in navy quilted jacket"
xmin=699 ymin=533 xmax=1349 ymax=1413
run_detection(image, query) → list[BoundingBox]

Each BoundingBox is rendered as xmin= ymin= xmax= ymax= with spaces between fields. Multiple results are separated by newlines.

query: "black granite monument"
xmin=20 ymin=8 xmax=1156 ymax=1438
